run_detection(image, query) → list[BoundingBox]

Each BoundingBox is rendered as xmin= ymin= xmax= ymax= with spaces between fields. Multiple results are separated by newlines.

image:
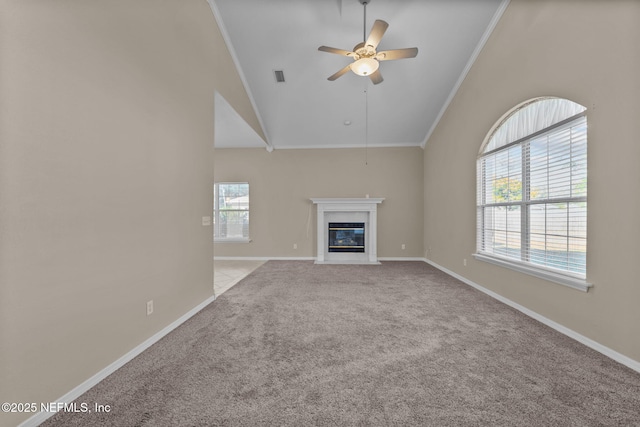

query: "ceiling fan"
xmin=318 ymin=0 xmax=418 ymax=85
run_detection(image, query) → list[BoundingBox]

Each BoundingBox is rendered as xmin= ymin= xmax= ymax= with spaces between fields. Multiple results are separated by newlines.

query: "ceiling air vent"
xmin=274 ymin=70 xmax=285 ymax=83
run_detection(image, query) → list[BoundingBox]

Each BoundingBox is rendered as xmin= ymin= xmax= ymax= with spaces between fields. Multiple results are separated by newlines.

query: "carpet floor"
xmin=42 ymin=261 xmax=640 ymax=426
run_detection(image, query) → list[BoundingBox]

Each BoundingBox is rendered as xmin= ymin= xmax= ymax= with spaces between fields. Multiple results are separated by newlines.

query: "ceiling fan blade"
xmin=318 ymin=46 xmax=355 ymax=57
xmin=375 ymin=47 xmax=418 ymax=61
xmin=369 ymin=69 xmax=383 ymax=85
xmin=365 ymin=20 xmax=389 ymax=49
xmin=327 ymin=64 xmax=352 ymax=81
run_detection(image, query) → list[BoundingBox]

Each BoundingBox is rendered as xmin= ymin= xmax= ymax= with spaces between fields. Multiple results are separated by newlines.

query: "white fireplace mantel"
xmin=311 ymin=198 xmax=384 ymax=264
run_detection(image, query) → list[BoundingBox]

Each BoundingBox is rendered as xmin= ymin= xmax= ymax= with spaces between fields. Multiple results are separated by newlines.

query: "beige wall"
xmin=0 ymin=1 xmax=262 ymax=425
xmin=214 ymin=147 xmax=424 ymax=259
xmin=3 ymin=1 xmax=638 ymax=425
xmin=424 ymin=0 xmax=640 ymax=362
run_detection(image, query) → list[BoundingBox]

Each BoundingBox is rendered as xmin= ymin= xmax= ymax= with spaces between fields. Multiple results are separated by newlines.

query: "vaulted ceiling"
xmin=211 ymin=0 xmax=507 ymax=150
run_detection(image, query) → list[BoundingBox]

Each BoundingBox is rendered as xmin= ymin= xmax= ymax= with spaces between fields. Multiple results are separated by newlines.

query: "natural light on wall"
xmin=475 ymin=97 xmax=591 ymax=292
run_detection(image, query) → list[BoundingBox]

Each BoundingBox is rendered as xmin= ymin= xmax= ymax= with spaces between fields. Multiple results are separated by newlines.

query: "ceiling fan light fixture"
xmin=351 ymin=57 xmax=379 ymax=76
xmin=318 ymin=0 xmax=417 ymax=84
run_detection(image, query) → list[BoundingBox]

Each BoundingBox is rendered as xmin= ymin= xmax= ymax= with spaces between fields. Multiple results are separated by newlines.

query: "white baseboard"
xmin=423 ymin=258 xmax=640 ymax=374
xmin=214 ymin=256 xmax=315 ymax=261
xmin=19 ymin=294 xmax=217 ymax=427
xmin=215 ymin=256 xmax=425 ymax=262
xmin=378 ymin=257 xmax=430 ymax=262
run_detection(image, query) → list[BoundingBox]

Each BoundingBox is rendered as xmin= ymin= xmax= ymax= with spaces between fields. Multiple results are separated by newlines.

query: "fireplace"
xmin=311 ymin=198 xmax=384 ymax=264
xmin=328 ymin=222 xmax=365 ymax=253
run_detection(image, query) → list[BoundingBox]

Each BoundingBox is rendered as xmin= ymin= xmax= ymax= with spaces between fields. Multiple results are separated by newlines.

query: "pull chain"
xmin=364 ymin=79 xmax=369 ymax=166
xmin=362 ymin=1 xmax=370 ymax=166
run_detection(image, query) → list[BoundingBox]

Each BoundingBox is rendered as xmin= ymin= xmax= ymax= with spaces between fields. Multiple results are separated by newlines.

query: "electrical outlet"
xmin=463 ymin=258 xmax=467 ymax=266
xmin=401 ymin=244 xmax=406 ymax=250
xmin=146 ymin=300 xmax=154 ymax=316
xmin=293 ymin=243 xmax=298 ymax=250
xmin=202 ymin=216 xmax=211 ymax=226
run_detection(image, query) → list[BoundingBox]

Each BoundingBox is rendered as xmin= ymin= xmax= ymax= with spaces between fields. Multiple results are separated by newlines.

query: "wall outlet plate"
xmin=146 ymin=300 xmax=154 ymax=316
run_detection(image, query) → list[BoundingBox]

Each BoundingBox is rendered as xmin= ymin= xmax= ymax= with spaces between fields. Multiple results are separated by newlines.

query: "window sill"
xmin=214 ymin=238 xmax=251 ymax=244
xmin=473 ymin=253 xmax=592 ymax=292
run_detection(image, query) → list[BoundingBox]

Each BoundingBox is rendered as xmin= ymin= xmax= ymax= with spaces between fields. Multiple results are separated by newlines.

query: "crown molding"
xmin=421 ymin=0 xmax=511 ymax=149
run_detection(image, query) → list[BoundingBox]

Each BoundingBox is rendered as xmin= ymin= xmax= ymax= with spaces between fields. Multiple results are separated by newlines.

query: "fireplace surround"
xmin=311 ymin=198 xmax=384 ymax=264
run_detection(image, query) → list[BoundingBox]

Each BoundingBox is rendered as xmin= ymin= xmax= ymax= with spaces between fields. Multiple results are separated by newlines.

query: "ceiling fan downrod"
xmin=361 ymin=0 xmax=368 ymax=43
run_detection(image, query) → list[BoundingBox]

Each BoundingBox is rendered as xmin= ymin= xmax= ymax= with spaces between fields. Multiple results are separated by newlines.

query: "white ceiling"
xmin=211 ymin=0 xmax=507 ymax=150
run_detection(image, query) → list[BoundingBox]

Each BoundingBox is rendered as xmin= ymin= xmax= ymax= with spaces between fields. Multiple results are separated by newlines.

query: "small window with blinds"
xmin=214 ymin=182 xmax=250 ymax=242
xmin=475 ymin=98 xmax=590 ymax=291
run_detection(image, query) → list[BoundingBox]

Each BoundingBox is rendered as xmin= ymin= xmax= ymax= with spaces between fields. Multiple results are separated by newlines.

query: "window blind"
xmin=477 ymin=114 xmax=587 ymax=277
xmin=214 ymin=182 xmax=250 ymax=240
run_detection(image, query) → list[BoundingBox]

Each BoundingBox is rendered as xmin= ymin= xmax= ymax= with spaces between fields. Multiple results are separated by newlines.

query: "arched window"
xmin=475 ymin=97 xmax=590 ymax=291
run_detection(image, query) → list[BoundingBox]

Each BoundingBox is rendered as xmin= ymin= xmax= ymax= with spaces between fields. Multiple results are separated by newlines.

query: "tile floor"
xmin=214 ymin=260 xmax=265 ymax=296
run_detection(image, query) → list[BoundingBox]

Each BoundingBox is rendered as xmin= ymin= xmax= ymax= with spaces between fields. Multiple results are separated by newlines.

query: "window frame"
xmin=213 ymin=182 xmax=251 ymax=243
xmin=474 ymin=103 xmax=591 ymax=292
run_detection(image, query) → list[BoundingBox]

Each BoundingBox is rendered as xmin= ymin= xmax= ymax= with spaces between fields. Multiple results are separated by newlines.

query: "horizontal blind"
xmin=524 ymin=116 xmax=587 ymax=275
xmin=477 ymin=144 xmax=523 ymax=259
xmin=477 ymin=114 xmax=586 ymax=277
xmin=214 ymin=182 xmax=250 ymax=239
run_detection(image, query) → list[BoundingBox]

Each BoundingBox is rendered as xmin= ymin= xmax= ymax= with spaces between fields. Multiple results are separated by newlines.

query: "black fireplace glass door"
xmin=328 ymin=222 xmax=365 ymax=253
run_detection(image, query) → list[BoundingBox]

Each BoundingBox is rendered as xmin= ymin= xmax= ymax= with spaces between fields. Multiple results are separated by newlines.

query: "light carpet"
xmin=42 ymin=261 xmax=640 ymax=426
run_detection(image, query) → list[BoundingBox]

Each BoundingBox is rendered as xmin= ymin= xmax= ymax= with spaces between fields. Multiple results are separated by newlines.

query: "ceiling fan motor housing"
xmin=353 ymin=42 xmax=376 ymax=59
